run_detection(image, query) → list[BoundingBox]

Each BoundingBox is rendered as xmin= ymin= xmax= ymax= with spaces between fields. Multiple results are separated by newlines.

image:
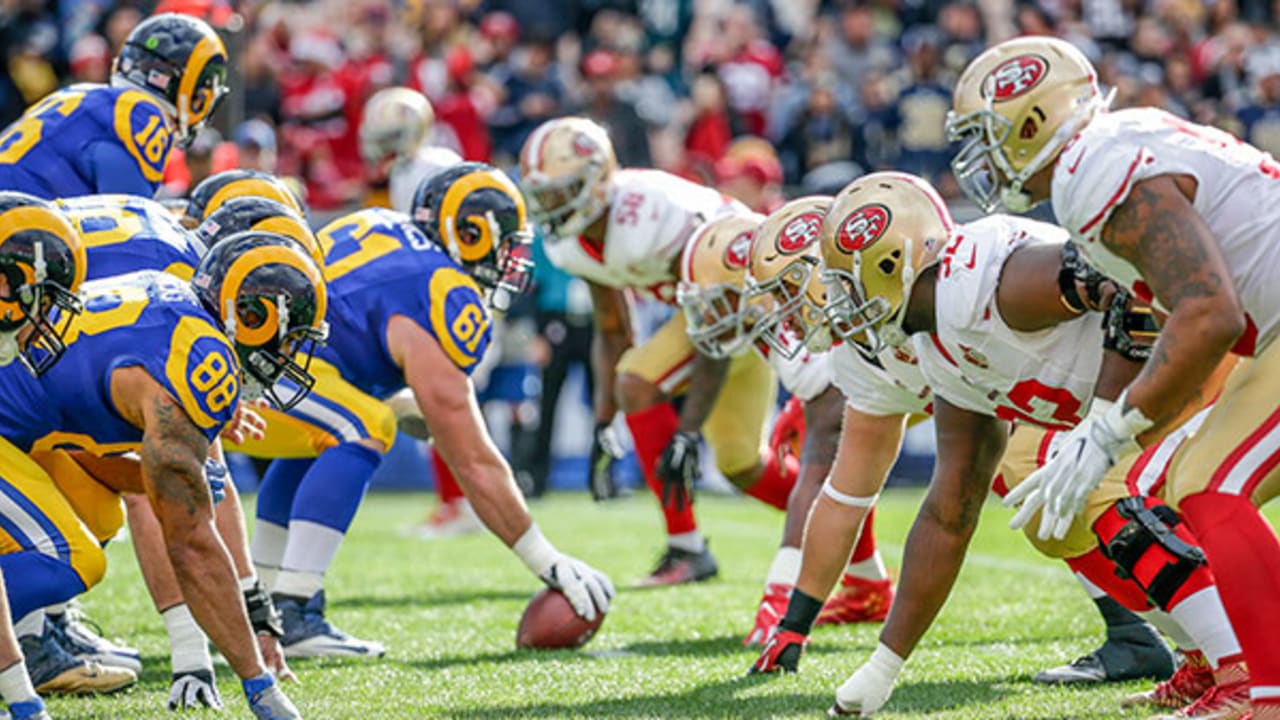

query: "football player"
xmin=0 ymin=220 xmax=322 ymax=718
xmin=227 ymin=163 xmax=613 ymax=659
xmin=360 ymin=87 xmax=462 ymax=213
xmin=0 ymin=14 xmax=227 ymax=199
xmin=676 ymin=203 xmax=893 ymax=643
xmin=950 ymin=37 xmax=1280 ymax=719
xmin=520 ymin=117 xmax=797 ymax=585
xmin=751 ymin=175 xmax=1246 ymax=719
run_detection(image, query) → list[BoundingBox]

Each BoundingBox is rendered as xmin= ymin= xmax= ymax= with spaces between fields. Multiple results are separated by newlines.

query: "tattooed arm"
xmin=780 ymin=386 xmax=845 ymax=548
xmin=588 ymin=281 xmax=633 ymax=423
xmin=878 ymin=398 xmax=1008 ymax=658
xmin=113 ymin=367 xmax=267 ymax=682
xmin=1099 ymin=175 xmax=1245 ymax=432
xmin=795 ymin=406 xmax=906 ymax=605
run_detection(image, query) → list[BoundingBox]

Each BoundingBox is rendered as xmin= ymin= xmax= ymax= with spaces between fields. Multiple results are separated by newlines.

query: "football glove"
xmin=204 ymin=457 xmax=228 ymax=505
xmin=830 ymin=643 xmax=905 ymax=717
xmin=541 ymin=554 xmax=615 ymax=623
xmin=657 ymin=431 xmax=702 ymax=511
xmin=589 ymin=421 xmax=623 ymax=501
xmin=749 ymin=628 xmax=807 ymax=674
xmin=169 ymin=669 xmax=223 ymax=710
xmin=768 ymin=396 xmax=806 ymax=465
xmin=243 ymin=674 xmax=301 ymax=720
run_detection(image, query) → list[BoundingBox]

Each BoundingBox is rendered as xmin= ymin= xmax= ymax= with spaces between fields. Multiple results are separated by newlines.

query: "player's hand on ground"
xmin=540 ymin=553 xmax=615 ymax=622
xmin=169 ymin=669 xmax=223 ymax=710
xmin=748 ymin=629 xmax=807 ymax=674
xmin=830 ymin=644 xmax=904 ymax=717
xmin=657 ymin=431 xmax=701 ymax=511
xmin=244 ymin=673 xmax=302 ymax=720
xmin=589 ymin=421 xmax=623 ymax=501
xmin=768 ymin=396 xmax=806 ymax=466
xmin=258 ymin=633 xmax=297 ymax=683
xmin=220 ymin=398 xmax=269 ymax=444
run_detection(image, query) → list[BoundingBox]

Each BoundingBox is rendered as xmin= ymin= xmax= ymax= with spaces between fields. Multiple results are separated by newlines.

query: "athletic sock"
xmin=0 ymin=661 xmax=38 ymax=707
xmin=765 ymin=547 xmax=802 ymax=586
xmin=250 ymin=521 xmax=288 ymax=591
xmin=625 ymin=403 xmax=697 ymax=535
xmin=431 ymin=448 xmax=464 ymax=504
xmin=1182 ymin=492 xmax=1280 ymax=696
xmin=1167 ymin=586 xmax=1242 ymax=669
xmin=742 ymin=452 xmax=796 ymax=510
xmin=12 ymin=612 xmax=41 ymax=640
xmin=253 ymin=459 xmax=313 ymax=590
xmin=162 ymin=604 xmax=212 ymax=674
xmin=667 ymin=531 xmax=705 ymax=554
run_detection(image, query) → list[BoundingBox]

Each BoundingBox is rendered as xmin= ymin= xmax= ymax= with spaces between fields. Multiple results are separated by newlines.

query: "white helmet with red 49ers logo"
xmin=744 ymin=196 xmax=833 ymax=358
xmin=518 ymin=117 xmax=618 ymax=239
xmin=820 ymin=172 xmax=953 ymax=357
xmin=676 ymin=212 xmax=767 ymax=359
xmin=946 ymin=36 xmax=1110 ymax=213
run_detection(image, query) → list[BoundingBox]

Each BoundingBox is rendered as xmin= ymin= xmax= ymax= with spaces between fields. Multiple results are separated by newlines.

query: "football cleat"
xmin=276 ymin=591 xmax=386 ymax=659
xmin=816 ymin=574 xmax=893 ymax=625
xmin=743 ymin=583 xmax=791 ymax=646
xmin=405 ymin=498 xmax=482 ymax=540
xmin=634 ymin=544 xmax=719 ymax=588
xmin=1036 ymin=621 xmax=1174 ymax=685
xmin=22 ymin=619 xmax=136 ymax=695
xmin=1123 ymin=651 xmax=1215 ymax=707
xmin=1148 ymin=674 xmax=1250 ymax=720
xmin=48 ymin=606 xmax=142 ymax=674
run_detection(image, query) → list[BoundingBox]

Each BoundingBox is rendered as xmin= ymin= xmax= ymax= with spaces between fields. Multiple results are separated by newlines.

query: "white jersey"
xmin=831 ymin=340 xmax=933 ymax=417
xmin=389 ymin=145 xmax=463 ymax=214
xmin=916 ymin=215 xmax=1104 ymax=430
xmin=754 ymin=329 xmax=833 ymax=403
xmin=544 ymin=169 xmax=745 ymax=303
xmin=1052 ymin=107 xmax=1280 ymax=356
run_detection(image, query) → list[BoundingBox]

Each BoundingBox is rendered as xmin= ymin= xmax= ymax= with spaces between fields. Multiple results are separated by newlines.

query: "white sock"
xmin=0 ymin=661 xmax=38 ymax=706
xmin=278 ymin=520 xmax=345 ymax=582
xmin=251 ymin=520 xmax=289 ymax=590
xmin=1138 ymin=609 xmax=1197 ymax=652
xmin=273 ymin=570 xmax=325 ymax=600
xmin=162 ymin=604 xmax=212 ymax=674
xmin=845 ymin=552 xmax=888 ymax=582
xmin=765 ymin=547 xmax=802 ymax=586
xmin=667 ymin=531 xmax=705 ymax=554
xmin=13 ymin=611 xmax=42 ymax=640
xmin=1168 ymin=587 xmax=1242 ymax=668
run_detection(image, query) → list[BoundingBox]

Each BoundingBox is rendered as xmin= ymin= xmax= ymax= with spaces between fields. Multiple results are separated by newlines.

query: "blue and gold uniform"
xmin=59 ymin=195 xmax=204 ymax=281
xmin=233 ymin=207 xmax=491 ymax=458
xmin=0 ymin=85 xmax=174 ymax=200
xmin=0 ymin=271 xmax=238 ymax=619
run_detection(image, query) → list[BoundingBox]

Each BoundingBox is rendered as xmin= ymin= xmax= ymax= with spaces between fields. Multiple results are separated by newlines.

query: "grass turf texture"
xmin=47 ymin=489 xmax=1280 ymax=719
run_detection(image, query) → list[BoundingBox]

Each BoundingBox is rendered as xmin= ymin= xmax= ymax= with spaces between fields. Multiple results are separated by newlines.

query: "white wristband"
xmin=822 ymin=479 xmax=880 ymax=508
xmin=512 ymin=524 xmax=557 ymax=577
xmin=869 ymin=642 xmax=906 ymax=680
xmin=1099 ymin=389 xmax=1154 ymax=458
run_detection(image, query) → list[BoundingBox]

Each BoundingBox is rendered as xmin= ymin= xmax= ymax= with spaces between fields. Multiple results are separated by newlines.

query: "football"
xmin=515 ymin=588 xmax=605 ymax=650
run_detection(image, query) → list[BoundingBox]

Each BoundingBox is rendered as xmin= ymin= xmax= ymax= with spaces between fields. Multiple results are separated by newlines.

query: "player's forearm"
xmin=1124 ymin=301 xmax=1241 ymax=432
xmin=795 ymin=496 xmax=868 ymax=602
xmin=784 ymin=390 xmax=844 ymax=547
xmin=590 ymin=331 xmax=628 ymax=422
xmin=450 ymin=452 xmax=533 ymax=547
xmin=1093 ymin=350 xmax=1143 ymax=403
xmin=877 ymin=487 xmax=982 ymax=659
xmin=676 ymin=354 xmax=729 ymax=434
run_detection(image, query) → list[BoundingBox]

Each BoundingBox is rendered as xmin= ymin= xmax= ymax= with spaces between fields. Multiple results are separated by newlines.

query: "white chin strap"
xmin=0 ymin=332 xmax=18 ymax=366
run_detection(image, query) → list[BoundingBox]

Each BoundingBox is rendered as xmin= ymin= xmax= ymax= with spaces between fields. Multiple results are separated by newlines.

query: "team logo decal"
xmin=776 ymin=212 xmax=823 ymax=254
xmin=572 ymin=132 xmax=598 ymax=157
xmin=724 ymin=231 xmax=753 ymax=269
xmin=987 ymin=55 xmax=1048 ymax=101
xmin=836 ymin=204 xmax=891 ymax=253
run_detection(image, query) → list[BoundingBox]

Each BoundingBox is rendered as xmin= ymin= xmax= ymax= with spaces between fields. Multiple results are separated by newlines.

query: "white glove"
xmin=830 ymin=643 xmax=905 ymax=717
xmin=1004 ymin=394 xmax=1150 ymax=541
xmin=169 ymin=669 xmax=224 ymax=710
xmin=514 ymin=525 xmax=616 ymax=622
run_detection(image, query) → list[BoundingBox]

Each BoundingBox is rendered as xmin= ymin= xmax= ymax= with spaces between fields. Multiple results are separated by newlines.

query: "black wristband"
xmin=244 ymin=581 xmax=284 ymax=638
xmin=779 ymin=589 xmax=823 ymax=635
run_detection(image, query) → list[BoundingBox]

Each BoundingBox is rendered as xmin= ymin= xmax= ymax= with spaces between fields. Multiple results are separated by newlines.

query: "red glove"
xmin=768 ymin=396 xmax=806 ymax=465
xmin=748 ymin=628 xmax=808 ymax=674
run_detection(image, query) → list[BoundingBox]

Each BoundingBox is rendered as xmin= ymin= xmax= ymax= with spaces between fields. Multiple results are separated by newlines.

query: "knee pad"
xmin=1093 ymin=496 xmax=1206 ymax=610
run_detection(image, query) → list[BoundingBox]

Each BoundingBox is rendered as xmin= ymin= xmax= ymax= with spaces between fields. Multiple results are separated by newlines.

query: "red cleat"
xmin=1149 ymin=671 xmax=1250 ymax=720
xmin=816 ymin=575 xmax=893 ymax=626
xmin=743 ymin=583 xmax=791 ymax=646
xmin=1124 ymin=652 xmax=1215 ymax=708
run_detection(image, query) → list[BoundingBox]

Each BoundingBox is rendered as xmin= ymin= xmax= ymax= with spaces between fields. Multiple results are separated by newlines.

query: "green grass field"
xmin=44 ymin=489 xmax=1278 ymax=719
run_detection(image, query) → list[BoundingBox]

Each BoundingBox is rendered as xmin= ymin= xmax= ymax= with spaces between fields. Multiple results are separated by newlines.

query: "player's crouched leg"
xmin=0 ymin=448 xmax=135 ymax=695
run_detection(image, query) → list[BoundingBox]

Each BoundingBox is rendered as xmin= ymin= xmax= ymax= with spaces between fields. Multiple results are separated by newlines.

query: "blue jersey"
xmin=0 ymin=272 xmax=239 ymax=454
xmin=59 ymin=195 xmax=204 ymax=281
xmin=0 ymin=84 xmax=174 ymax=200
xmin=316 ymin=207 xmax=492 ymax=399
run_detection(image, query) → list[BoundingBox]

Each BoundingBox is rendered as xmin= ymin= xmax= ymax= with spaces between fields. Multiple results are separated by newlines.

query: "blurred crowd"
xmin=8 ymin=0 xmax=1280 ymax=215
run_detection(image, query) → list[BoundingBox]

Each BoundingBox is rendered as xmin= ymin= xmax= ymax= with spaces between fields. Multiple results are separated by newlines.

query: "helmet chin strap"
xmin=0 ymin=332 xmax=18 ymax=366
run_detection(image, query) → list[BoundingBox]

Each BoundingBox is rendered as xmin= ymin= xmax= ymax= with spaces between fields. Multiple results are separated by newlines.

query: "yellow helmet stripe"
xmin=177 ymin=34 xmax=227 ymax=127
xmin=205 ymin=180 xmax=295 ymax=220
xmin=440 ymin=170 xmax=525 ymax=264
xmin=0 ymin=206 xmax=87 ymax=292
xmin=250 ymin=216 xmax=325 ymax=267
xmin=218 ymin=245 xmax=328 ymax=346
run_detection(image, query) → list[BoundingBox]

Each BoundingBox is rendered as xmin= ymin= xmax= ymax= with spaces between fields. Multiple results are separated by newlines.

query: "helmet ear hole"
xmin=878 ymin=258 xmax=897 ymax=275
xmin=1019 ymin=118 xmax=1038 ymax=140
